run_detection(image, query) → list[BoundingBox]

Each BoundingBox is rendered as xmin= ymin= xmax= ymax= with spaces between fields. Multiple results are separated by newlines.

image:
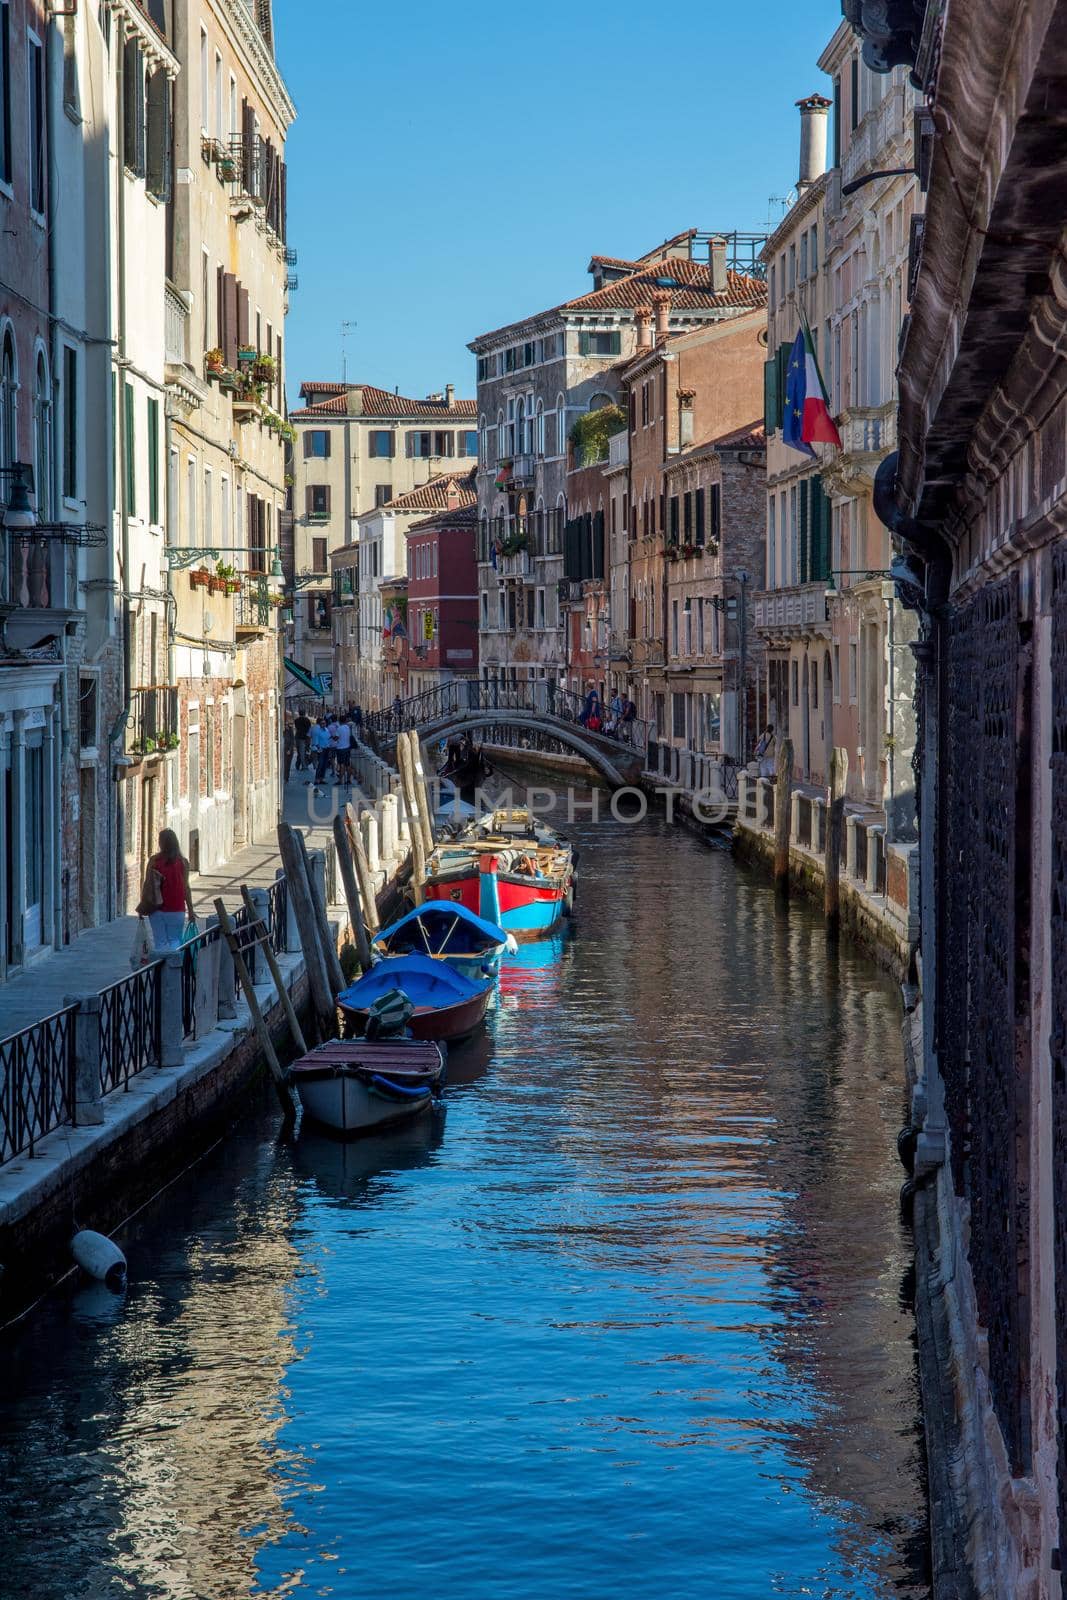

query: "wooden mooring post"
xmin=277 ymin=822 xmax=336 ymax=1037
xmin=407 ymin=730 xmax=436 ymax=857
xmin=824 ymin=747 xmax=849 ymax=940
xmin=294 ymin=827 xmax=346 ymax=998
xmin=345 ymin=802 xmax=381 ymax=935
xmin=213 ymin=897 xmax=296 ymax=1119
xmin=332 ymin=813 xmax=373 ymax=973
xmin=773 ymin=736 xmax=794 ymax=899
xmin=396 ymin=733 xmax=426 ymax=903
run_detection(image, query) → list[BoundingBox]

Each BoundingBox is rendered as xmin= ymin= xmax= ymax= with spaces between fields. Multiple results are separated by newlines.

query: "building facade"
xmin=470 ymin=234 xmax=767 ymax=702
xmin=405 ymin=498 xmax=479 ymax=696
xmin=852 ymin=0 xmax=1067 ymax=1590
xmin=288 ymin=381 xmax=476 ymax=700
xmin=160 ymin=0 xmax=294 ymax=874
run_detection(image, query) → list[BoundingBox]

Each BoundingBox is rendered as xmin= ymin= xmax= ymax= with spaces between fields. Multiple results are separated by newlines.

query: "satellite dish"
xmin=203 ymin=610 xmax=215 ymax=634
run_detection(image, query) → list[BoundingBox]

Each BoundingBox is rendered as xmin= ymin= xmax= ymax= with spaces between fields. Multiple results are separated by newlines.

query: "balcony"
xmin=235 ymin=585 xmax=275 ymax=635
xmin=839 ymin=84 xmax=909 ymax=198
xmin=630 ymin=638 xmax=666 ymax=669
xmin=511 ymin=454 xmax=537 ymax=485
xmin=837 ymin=403 xmax=897 ymax=458
xmin=498 ymin=549 xmax=533 ymax=580
xmin=754 ymin=582 xmax=829 ymax=636
xmin=128 ymin=686 xmax=179 ymax=758
xmin=480 ymin=509 xmax=563 ymax=563
xmin=608 ymin=431 xmax=629 ymax=469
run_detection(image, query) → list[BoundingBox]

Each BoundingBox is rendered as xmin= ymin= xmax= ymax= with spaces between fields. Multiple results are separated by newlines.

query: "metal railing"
xmin=99 ymin=964 xmax=162 ymax=1094
xmin=479 ymin=509 xmax=563 ymax=562
xmin=129 ymin=686 xmax=179 ymax=756
xmin=366 ymin=679 xmax=649 ymax=754
xmin=0 ymin=1006 xmax=78 ymax=1164
xmin=235 ymin=586 xmax=275 ymax=632
xmin=164 ymin=282 xmax=190 ymax=366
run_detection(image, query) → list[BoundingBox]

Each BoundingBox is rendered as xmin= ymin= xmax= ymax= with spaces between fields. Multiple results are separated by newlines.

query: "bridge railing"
xmin=366 ymin=681 xmax=649 ymax=755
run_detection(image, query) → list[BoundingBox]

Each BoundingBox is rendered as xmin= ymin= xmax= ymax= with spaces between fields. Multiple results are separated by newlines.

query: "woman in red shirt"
xmin=145 ymin=829 xmax=197 ymax=951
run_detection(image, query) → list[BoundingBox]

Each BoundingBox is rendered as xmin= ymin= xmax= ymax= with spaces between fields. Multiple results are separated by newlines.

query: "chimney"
xmin=652 ymin=291 xmax=671 ymax=345
xmin=445 ymin=383 xmax=455 ymax=408
xmin=634 ymin=305 xmax=653 ymax=352
xmin=708 ymin=237 xmax=728 ymax=296
xmin=345 ymin=386 xmax=364 ymax=416
xmin=446 ymin=479 xmax=460 ymax=510
xmin=796 ymin=94 xmax=831 ymax=190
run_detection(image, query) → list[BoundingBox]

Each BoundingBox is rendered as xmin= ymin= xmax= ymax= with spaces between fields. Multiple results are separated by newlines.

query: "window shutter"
xmin=405 ymin=432 xmax=414 ymax=458
xmin=578 ymin=332 xmax=590 ymax=357
xmin=279 ymin=161 xmax=287 ymax=242
xmin=237 ymin=286 xmax=249 ymax=350
xmin=799 ymin=479 xmax=810 ymax=584
xmin=608 ymin=331 xmax=621 ymax=355
xmin=305 ymin=485 xmax=314 ymax=516
xmin=146 ymin=70 xmax=171 ymax=199
xmin=777 ymin=344 xmax=791 ymax=427
xmin=695 ymin=487 xmax=706 ymax=545
xmin=241 ymin=99 xmax=255 ymax=192
xmin=303 ymin=430 xmax=312 ymax=460
xmin=683 ymin=493 xmax=693 ymax=540
xmin=322 ymin=485 xmax=331 ymax=512
xmin=764 ymin=358 xmax=780 ymax=433
xmin=223 ymin=273 xmax=239 ymax=367
xmin=217 ymin=266 xmax=225 ymax=354
xmin=323 ymin=431 xmax=331 ymax=459
xmin=669 ymin=495 xmax=679 ymax=541
xmin=593 ymin=510 xmax=605 ymax=580
xmin=711 ymin=483 xmax=721 ymax=544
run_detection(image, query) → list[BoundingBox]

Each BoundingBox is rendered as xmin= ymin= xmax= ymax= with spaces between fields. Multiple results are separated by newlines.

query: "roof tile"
xmin=292 ymin=383 xmax=476 ymax=421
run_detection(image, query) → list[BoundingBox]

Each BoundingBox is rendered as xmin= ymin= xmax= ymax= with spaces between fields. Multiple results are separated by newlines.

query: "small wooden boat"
xmin=288 ymin=1038 xmax=445 ymax=1136
xmin=337 ymin=953 xmax=493 ymax=1042
xmin=373 ymin=901 xmax=517 ymax=980
xmin=423 ymin=811 xmax=576 ymax=937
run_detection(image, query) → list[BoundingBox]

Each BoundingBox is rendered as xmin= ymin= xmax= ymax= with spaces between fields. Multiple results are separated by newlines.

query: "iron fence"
xmin=266 ymin=878 xmax=288 ymax=953
xmin=181 ymin=926 xmax=221 ymax=1037
xmin=99 ymin=963 xmax=162 ymax=1094
xmin=0 ymin=1006 xmax=78 ymax=1164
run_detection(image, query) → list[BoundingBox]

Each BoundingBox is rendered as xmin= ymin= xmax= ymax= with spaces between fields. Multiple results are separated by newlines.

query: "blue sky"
xmin=275 ymin=0 xmax=843 ymax=406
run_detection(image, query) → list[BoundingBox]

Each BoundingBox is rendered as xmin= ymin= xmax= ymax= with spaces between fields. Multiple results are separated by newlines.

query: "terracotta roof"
xmin=378 ymin=469 xmax=477 ymax=513
xmin=298 ymin=382 xmax=350 ymax=397
xmin=710 ymin=421 xmax=766 ymax=451
xmin=291 ymin=384 xmax=477 ymax=420
xmin=563 ymin=260 xmax=766 ymax=314
xmin=586 ymin=254 xmax=641 ymax=273
xmin=407 ymin=500 xmax=479 ymax=534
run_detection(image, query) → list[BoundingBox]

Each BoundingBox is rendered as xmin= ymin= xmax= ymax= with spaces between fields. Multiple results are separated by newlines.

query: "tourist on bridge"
xmin=579 ymin=686 xmax=602 ymax=729
xmin=140 ymin=829 xmax=197 ymax=952
xmin=309 ymin=718 xmax=332 ymax=790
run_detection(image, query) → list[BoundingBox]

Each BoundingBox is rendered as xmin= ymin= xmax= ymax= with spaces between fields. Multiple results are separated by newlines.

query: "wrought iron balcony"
xmin=128 ymin=686 xmax=179 ymax=757
xmin=235 ymin=585 xmax=276 ymax=634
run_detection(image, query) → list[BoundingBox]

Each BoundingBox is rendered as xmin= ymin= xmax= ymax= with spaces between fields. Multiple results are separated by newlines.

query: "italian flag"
xmin=784 ymin=322 xmax=841 ymax=454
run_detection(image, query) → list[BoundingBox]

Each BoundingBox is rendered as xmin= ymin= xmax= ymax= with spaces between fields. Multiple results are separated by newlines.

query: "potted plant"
xmin=162 ymin=732 xmax=181 ymax=751
xmin=205 ymin=348 xmax=224 ymax=378
xmin=190 ymin=567 xmax=211 ymax=590
xmin=253 ymin=353 xmax=276 ymax=382
xmin=217 ymin=153 xmax=237 ymax=182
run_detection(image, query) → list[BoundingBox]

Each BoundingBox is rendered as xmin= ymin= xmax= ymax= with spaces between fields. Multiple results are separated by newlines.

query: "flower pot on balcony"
xmin=205 ymin=350 xmax=225 ymax=378
xmin=190 ymin=568 xmax=211 ymax=590
xmin=252 ymin=358 xmax=275 ymax=382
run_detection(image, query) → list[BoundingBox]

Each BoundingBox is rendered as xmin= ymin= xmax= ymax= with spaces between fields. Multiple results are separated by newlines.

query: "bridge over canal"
xmin=364 ymin=683 xmax=649 ymax=789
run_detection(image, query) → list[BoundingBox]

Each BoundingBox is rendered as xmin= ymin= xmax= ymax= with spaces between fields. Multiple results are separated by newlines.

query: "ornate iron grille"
xmin=1048 ymin=542 xmax=1067 ymax=1541
xmin=266 ymin=879 xmax=288 ymax=953
xmin=99 ymin=966 xmax=161 ymax=1096
xmin=940 ymin=574 xmax=1029 ymax=1474
xmin=0 ymin=1007 xmax=77 ymax=1164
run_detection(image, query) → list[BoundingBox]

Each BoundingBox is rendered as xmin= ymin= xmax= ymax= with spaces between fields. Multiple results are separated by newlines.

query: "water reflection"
xmin=0 ymin=807 xmax=927 ymax=1600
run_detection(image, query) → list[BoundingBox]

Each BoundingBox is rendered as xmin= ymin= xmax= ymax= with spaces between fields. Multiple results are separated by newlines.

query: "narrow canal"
xmin=0 ymin=796 xmax=929 ymax=1599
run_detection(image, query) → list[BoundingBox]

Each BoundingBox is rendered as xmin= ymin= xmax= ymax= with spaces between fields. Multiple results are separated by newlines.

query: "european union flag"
xmin=782 ymin=328 xmax=815 ymax=458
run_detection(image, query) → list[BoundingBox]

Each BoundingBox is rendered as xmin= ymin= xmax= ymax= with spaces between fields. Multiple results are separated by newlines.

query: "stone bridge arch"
xmin=392 ymin=709 xmax=644 ymax=789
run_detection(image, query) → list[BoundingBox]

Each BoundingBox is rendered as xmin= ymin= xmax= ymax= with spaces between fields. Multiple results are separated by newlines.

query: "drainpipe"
xmin=44 ymin=16 xmax=66 ymax=946
xmin=112 ymin=18 xmax=132 ymax=908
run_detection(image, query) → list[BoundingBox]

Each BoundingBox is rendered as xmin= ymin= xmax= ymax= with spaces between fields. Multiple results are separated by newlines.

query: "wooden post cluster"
xmin=277 ymin=822 xmax=336 ymax=1038
xmin=332 ymin=813 xmax=373 ymax=973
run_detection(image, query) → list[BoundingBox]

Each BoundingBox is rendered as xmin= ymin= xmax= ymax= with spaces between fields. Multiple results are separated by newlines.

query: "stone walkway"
xmin=0 ymin=774 xmax=358 ymax=1042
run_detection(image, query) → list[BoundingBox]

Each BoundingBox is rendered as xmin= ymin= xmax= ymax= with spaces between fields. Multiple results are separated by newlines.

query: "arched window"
xmin=588 ymin=391 xmax=613 ymax=412
xmin=496 ymin=408 xmax=505 ymax=459
xmin=555 ymin=393 xmax=567 ymax=457
xmin=0 ymin=328 xmax=18 ymax=473
xmin=515 ymin=396 xmax=526 ymax=455
xmin=535 ymin=399 xmax=545 ymax=456
xmin=34 ymin=350 xmax=52 ymax=521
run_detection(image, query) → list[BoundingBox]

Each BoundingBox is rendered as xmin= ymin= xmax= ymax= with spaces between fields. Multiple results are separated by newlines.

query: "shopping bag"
xmin=130 ymin=917 xmax=154 ymax=970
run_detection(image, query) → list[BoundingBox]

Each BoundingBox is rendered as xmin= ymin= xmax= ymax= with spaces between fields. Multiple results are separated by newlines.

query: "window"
xmin=199 ymin=29 xmax=208 ymax=134
xmin=124 ymin=381 xmax=136 ymax=515
xmin=147 ymin=396 xmax=159 ymax=523
xmin=834 ymin=641 xmax=841 ymax=702
xmin=29 ymin=351 xmax=50 ymax=521
xmin=480 ymin=590 xmax=489 ymax=628
xmin=203 ymin=466 xmax=212 ymax=547
xmin=303 ymin=429 xmax=329 ymax=458
xmin=850 ymin=55 xmax=859 ymax=132
xmin=79 ymin=676 xmax=98 ymax=749
xmin=788 ymin=243 xmax=796 ymax=291
xmin=220 ymin=475 xmax=230 ymax=546
xmin=0 ymin=1 xmax=11 ymax=186
xmin=799 ymin=231 xmax=808 ymax=281
xmin=122 ymin=36 xmax=145 ymax=180
xmin=307 ymin=484 xmax=330 ymax=518
xmin=205 ymin=704 xmax=214 ymax=798
xmin=62 ymin=346 xmax=77 ymax=500
xmin=683 ymin=492 xmax=692 ymax=541
xmin=368 ymin=429 xmax=394 ymax=458
xmin=312 ymin=537 xmax=327 ymax=572
xmin=28 ymin=32 xmax=44 ymax=211
xmin=810 ymin=224 xmax=818 ymax=276
xmin=407 ymin=431 xmax=432 ymax=458
xmin=229 ymin=73 xmax=237 ymax=140
xmin=213 ymin=50 xmax=222 ymax=143
xmin=578 ymin=330 xmax=621 ymax=357
xmin=767 ymin=496 xmax=776 ymax=587
xmin=709 ymin=483 xmax=721 ymax=547
xmin=671 ymin=598 xmax=679 ymax=656
xmin=849 ymin=640 xmax=858 ymax=701
xmin=672 ymin=692 xmax=686 ymax=739
xmin=684 ymin=598 xmax=692 ymax=655
xmin=186 ymin=455 xmax=197 ymax=543
xmin=146 ymin=69 xmax=171 ymax=200
xmin=791 ymin=659 xmax=799 ymax=707
xmin=458 ymin=429 xmax=478 ymax=458
xmin=374 ymin=484 xmax=392 ymax=508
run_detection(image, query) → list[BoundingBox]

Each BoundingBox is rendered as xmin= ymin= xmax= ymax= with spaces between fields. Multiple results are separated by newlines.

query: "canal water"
xmin=0 ymin=800 xmax=929 ymax=1600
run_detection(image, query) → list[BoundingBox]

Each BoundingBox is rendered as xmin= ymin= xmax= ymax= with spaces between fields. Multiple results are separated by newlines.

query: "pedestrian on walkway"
xmin=755 ymin=724 xmax=776 ymax=779
xmin=310 ymin=718 xmax=332 ymax=792
xmin=144 ymin=830 xmax=197 ymax=951
xmin=332 ymin=714 xmax=353 ymax=785
xmin=294 ymin=711 xmax=311 ymax=771
xmin=283 ymin=719 xmax=295 ymax=782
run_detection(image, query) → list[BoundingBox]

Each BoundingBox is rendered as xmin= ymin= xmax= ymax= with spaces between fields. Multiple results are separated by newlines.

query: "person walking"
xmin=143 ymin=829 xmax=196 ymax=951
xmin=294 ymin=711 xmax=311 ymax=771
xmin=309 ymin=718 xmax=332 ymax=792
xmin=283 ymin=719 xmax=295 ymax=783
xmin=754 ymin=724 xmax=776 ymax=779
xmin=332 ymin=714 xmax=353 ymax=788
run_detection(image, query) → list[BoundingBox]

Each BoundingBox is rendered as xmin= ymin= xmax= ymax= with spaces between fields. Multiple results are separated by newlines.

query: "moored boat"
xmin=423 ymin=811 xmax=576 ymax=937
xmin=373 ymin=901 xmax=516 ymax=980
xmin=337 ymin=953 xmax=493 ymax=1042
xmin=288 ymin=1038 xmax=445 ymax=1136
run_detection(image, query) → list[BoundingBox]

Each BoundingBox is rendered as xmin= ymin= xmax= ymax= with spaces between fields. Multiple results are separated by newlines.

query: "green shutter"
xmin=777 ymin=344 xmax=790 ymax=429
xmin=763 ymin=358 xmax=780 ymax=432
xmin=695 ymin=486 xmax=706 ymax=546
xmin=813 ymin=478 xmax=831 ymax=581
xmin=124 ymin=381 xmax=136 ymax=516
xmin=799 ymin=478 xmax=810 ymax=583
xmin=578 ymin=332 xmax=590 ymax=356
xmin=147 ymin=396 xmax=159 ymax=524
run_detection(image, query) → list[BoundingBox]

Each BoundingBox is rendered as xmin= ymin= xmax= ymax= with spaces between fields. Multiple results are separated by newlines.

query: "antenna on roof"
xmin=340 ymin=320 xmax=357 ymax=384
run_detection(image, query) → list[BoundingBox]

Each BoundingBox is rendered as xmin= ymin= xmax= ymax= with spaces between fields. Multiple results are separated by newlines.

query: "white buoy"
xmin=71 ymin=1230 xmax=127 ymax=1292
